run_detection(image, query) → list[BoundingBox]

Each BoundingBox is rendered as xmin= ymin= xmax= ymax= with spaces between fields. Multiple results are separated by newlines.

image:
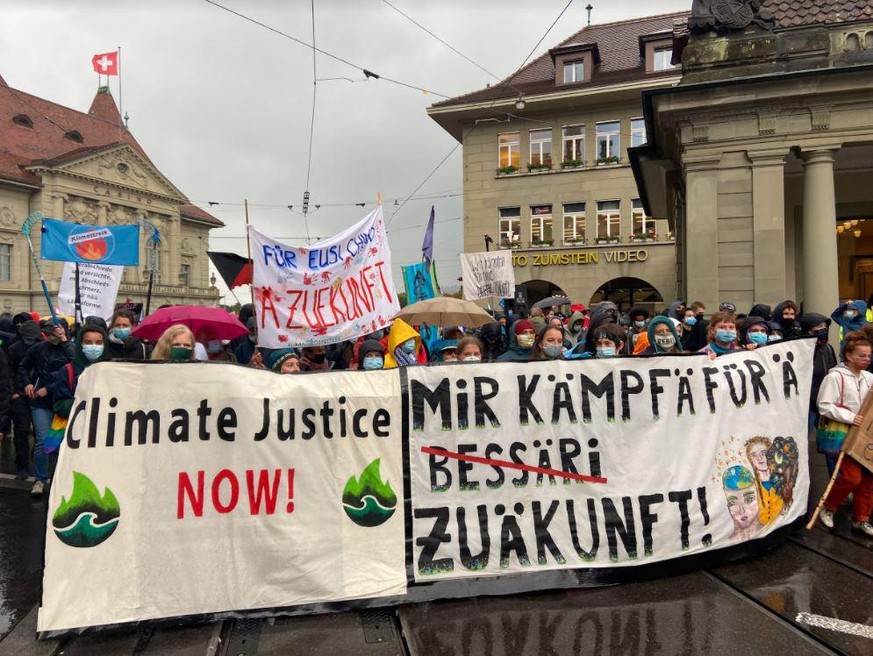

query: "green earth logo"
xmin=342 ymin=459 xmax=397 ymax=527
xmin=52 ymin=472 xmax=120 ymax=548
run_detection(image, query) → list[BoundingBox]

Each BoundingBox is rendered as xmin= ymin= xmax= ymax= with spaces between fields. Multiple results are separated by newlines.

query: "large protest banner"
xmin=460 ymin=251 xmax=515 ymax=300
xmin=39 ymin=363 xmax=405 ymax=634
xmin=407 ymin=341 xmax=811 ymax=579
xmin=57 ymin=262 xmax=123 ymax=320
xmin=248 ymin=206 xmax=399 ymax=348
xmin=40 ymin=340 xmax=812 ymax=635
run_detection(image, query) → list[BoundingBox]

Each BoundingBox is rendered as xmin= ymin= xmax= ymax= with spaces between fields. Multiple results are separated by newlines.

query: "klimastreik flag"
xmin=40 ymin=218 xmax=140 ymax=266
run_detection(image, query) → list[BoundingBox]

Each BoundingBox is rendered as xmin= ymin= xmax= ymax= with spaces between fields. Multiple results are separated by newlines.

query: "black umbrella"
xmin=532 ymin=295 xmax=571 ymax=310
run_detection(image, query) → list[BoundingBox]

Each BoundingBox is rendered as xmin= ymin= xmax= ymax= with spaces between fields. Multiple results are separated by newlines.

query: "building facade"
xmin=632 ymin=1 xmax=873 ymax=316
xmin=428 ymin=12 xmax=690 ymax=313
xmin=0 ymin=76 xmax=222 ymax=315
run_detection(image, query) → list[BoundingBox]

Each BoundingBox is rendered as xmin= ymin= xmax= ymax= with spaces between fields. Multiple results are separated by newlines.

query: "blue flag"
xmin=402 ymin=261 xmax=436 ymax=303
xmin=421 ymin=205 xmax=435 ymax=266
xmin=41 ymin=218 xmax=140 ymax=266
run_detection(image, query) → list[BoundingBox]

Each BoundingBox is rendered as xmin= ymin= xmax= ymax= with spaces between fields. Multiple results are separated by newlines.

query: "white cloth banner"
xmin=39 ymin=363 xmax=405 ymax=634
xmin=248 ymin=206 xmax=400 ymax=348
xmin=460 ymin=251 xmax=515 ymax=300
xmin=407 ymin=341 xmax=812 ymax=580
xmin=57 ymin=262 xmax=123 ymax=320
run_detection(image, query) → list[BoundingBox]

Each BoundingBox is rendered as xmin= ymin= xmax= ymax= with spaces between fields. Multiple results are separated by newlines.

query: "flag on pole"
xmin=40 ymin=218 xmax=139 ymax=266
xmin=92 ymin=51 xmax=119 ymax=76
xmin=421 ymin=205 xmax=435 ymax=265
xmin=207 ymin=251 xmax=253 ymax=289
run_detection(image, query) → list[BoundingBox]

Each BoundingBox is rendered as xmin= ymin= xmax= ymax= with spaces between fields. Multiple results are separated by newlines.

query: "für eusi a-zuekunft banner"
xmin=40 ymin=218 xmax=140 ymax=266
xmin=39 ymin=340 xmax=812 ymax=635
xmin=248 ymin=206 xmax=400 ymax=348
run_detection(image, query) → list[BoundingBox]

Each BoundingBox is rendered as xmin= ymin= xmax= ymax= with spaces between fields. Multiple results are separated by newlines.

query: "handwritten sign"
xmin=460 ymin=251 xmax=515 ymax=300
xmin=248 ymin=206 xmax=400 ymax=348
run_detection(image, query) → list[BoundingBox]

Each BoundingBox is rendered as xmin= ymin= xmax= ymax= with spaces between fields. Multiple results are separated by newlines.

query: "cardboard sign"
xmin=842 ymin=392 xmax=873 ymax=474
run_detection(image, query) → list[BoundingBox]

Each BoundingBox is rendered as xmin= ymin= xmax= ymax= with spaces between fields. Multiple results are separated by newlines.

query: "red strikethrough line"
xmin=420 ymin=446 xmax=608 ymax=484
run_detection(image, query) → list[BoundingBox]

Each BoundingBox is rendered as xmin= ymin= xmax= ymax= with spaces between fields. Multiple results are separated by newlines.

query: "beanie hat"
xmin=359 ymin=339 xmax=385 ymax=361
xmin=719 ymin=302 xmax=736 ymax=313
xmin=18 ymin=320 xmax=41 ymax=345
xmin=268 ymin=348 xmax=299 ymax=371
xmin=514 ymin=319 xmax=535 ymax=335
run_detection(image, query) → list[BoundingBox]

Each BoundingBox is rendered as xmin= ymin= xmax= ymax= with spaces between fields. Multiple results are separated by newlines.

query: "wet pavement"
xmin=0 ymin=438 xmax=869 ymax=655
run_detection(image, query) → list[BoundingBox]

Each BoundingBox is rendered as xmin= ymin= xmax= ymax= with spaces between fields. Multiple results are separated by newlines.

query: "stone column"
xmin=749 ymin=149 xmax=788 ymax=304
xmin=683 ymin=156 xmax=721 ymax=310
xmin=168 ymin=213 xmax=181 ymax=286
xmin=96 ymin=201 xmax=110 ymax=226
xmin=801 ymin=149 xmax=839 ymax=315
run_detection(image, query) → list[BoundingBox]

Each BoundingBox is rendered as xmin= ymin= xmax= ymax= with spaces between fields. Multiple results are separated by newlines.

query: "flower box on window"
xmin=631 ymin=230 xmax=657 ymax=242
xmin=594 ymin=236 xmax=621 ymax=244
xmin=499 ymin=239 xmax=521 ymax=249
xmin=595 ymin=156 xmax=620 ymax=166
xmin=530 ymin=239 xmax=554 ymax=248
xmin=561 ymin=159 xmax=585 ymax=169
xmin=527 ymin=163 xmax=551 ymax=172
xmin=497 ymin=165 xmax=519 ymax=175
xmin=563 ymin=237 xmax=587 ymax=245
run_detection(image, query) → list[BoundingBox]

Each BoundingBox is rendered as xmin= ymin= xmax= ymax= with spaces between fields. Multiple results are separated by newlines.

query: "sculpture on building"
xmin=690 ymin=0 xmax=775 ymax=34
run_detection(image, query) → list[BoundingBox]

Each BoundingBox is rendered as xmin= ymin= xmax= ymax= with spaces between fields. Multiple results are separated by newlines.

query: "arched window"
xmin=65 ymin=130 xmax=84 ymax=143
xmin=12 ymin=114 xmax=33 ymax=128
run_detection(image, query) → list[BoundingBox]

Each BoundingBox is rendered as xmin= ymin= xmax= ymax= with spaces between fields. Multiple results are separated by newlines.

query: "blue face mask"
xmin=596 ymin=346 xmax=616 ymax=358
xmin=715 ymin=329 xmax=736 ymax=344
xmin=748 ymin=332 xmax=768 ymax=346
xmin=401 ymin=339 xmax=417 ymax=354
xmin=768 ymin=334 xmax=782 ymax=343
xmin=362 ymin=357 xmax=383 ymax=370
xmin=685 ymin=316 xmax=697 ymax=327
xmin=82 ymin=344 xmax=104 ymax=361
xmin=112 ymin=327 xmax=131 ymax=340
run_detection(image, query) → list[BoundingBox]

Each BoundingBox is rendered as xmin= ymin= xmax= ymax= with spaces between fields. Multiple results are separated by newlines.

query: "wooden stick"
xmin=806 ymin=450 xmax=847 ymax=530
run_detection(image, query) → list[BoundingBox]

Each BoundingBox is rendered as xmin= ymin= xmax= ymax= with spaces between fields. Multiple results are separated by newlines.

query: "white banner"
xmin=57 ymin=262 xmax=123 ymax=320
xmin=248 ymin=206 xmax=400 ymax=348
xmin=39 ymin=363 xmax=405 ymax=634
xmin=460 ymin=251 xmax=515 ymax=300
xmin=407 ymin=341 xmax=812 ymax=580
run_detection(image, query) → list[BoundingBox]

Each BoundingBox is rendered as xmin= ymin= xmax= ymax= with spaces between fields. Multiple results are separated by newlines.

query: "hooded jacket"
xmin=496 ymin=320 xmax=535 ymax=362
xmin=643 ymin=316 xmax=682 ymax=355
xmin=564 ymin=311 xmax=586 ymax=345
xmin=667 ymin=300 xmax=685 ymax=321
xmin=831 ymin=299 xmax=867 ymax=337
xmin=773 ymin=301 xmax=802 ymax=337
xmin=749 ymin=304 xmax=772 ymax=321
xmin=51 ymin=324 xmax=110 ymax=415
xmin=16 ymin=328 xmax=75 ymax=409
xmin=384 ymin=319 xmax=422 ymax=369
xmin=799 ymin=312 xmax=836 ymax=410
xmin=579 ymin=302 xmax=618 ymax=355
xmin=478 ymin=322 xmax=507 ymax=362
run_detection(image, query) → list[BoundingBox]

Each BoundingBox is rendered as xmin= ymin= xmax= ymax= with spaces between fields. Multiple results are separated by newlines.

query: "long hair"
xmin=530 ymin=326 xmax=564 ymax=361
xmin=151 ymin=324 xmax=195 ymax=361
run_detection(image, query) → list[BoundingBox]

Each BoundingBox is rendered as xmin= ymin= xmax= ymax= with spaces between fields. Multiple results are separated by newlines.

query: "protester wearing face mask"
xmin=358 ymin=340 xmax=385 ymax=371
xmin=564 ymin=311 xmax=586 ymax=346
xmin=16 ymin=319 xmax=75 ymax=496
xmin=831 ymin=299 xmax=868 ymax=347
xmin=234 ymin=317 xmax=259 ymax=365
xmin=802 ymin=313 xmax=837 ymax=432
xmin=593 ymin=323 xmax=626 ymax=359
xmin=739 ymin=316 xmax=770 ymax=351
xmin=384 ymin=318 xmax=423 ymax=368
xmin=457 ymin=336 xmax=484 ymax=362
xmin=6 ymin=319 xmax=41 ymax=480
xmin=268 ymin=348 xmax=301 ymax=374
xmin=299 ymin=346 xmax=330 ymax=372
xmin=497 ymin=319 xmax=537 ymax=362
xmin=639 ymin=316 xmax=682 ymax=356
xmin=105 ymin=309 xmax=150 ymax=360
xmin=431 ymin=339 xmax=459 ymax=363
xmin=773 ymin=300 xmax=802 ymax=338
xmin=196 ymin=327 xmax=237 ymax=363
xmin=477 ymin=323 xmax=507 ymax=361
xmin=699 ymin=312 xmax=740 ymax=359
xmin=530 ymin=326 xmax=565 ymax=361
xmin=151 ymin=324 xmax=197 ymax=362
xmin=624 ymin=307 xmax=650 ymax=355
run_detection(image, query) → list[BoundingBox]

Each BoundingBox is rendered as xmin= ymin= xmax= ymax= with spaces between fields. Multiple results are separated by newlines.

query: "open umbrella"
xmin=394 ymin=296 xmax=494 ymax=328
xmin=132 ymin=305 xmax=248 ymax=341
xmin=532 ymin=295 xmax=571 ymax=310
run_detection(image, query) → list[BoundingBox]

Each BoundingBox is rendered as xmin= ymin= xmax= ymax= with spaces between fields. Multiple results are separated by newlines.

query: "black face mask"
xmin=309 ymin=353 xmax=327 ymax=364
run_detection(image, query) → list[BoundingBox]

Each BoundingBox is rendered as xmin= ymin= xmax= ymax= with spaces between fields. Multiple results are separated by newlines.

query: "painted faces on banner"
xmin=249 ymin=206 xmax=400 ymax=348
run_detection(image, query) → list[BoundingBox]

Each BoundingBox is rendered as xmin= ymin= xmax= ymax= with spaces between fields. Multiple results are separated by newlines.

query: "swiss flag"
xmin=91 ymin=51 xmax=119 ymax=76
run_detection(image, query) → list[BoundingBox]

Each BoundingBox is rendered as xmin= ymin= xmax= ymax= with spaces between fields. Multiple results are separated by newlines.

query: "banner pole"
xmin=74 ymin=262 xmax=82 ymax=326
xmin=117 ymin=46 xmax=123 ymax=140
xmin=806 ymin=451 xmax=846 ymax=530
xmin=244 ymin=199 xmax=254 ymax=309
xmin=145 ymin=239 xmax=156 ymax=316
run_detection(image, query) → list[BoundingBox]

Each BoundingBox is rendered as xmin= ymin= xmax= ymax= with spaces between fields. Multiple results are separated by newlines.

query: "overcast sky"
xmin=3 ymin=0 xmax=690 ymax=304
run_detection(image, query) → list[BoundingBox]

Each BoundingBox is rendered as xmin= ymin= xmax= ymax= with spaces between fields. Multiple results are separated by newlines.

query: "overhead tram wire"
xmin=301 ymin=0 xmax=317 ymax=244
xmin=202 ymin=0 xmax=452 ymax=99
xmin=385 ymin=0 xmax=576 ymax=229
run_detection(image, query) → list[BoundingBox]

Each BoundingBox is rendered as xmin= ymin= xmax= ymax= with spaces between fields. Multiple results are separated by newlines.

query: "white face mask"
xmin=517 ymin=334 xmax=535 ymax=349
xmin=654 ymin=334 xmax=676 ymax=350
xmin=461 ymin=355 xmax=481 ymax=362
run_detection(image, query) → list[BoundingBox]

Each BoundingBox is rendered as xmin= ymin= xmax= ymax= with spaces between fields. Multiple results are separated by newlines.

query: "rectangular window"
xmin=597 ymin=200 xmax=621 ymax=239
xmin=180 ymin=263 xmax=191 ymax=287
xmin=529 ymin=129 xmax=552 ymax=166
xmin=0 ymin=244 xmax=10 ymax=281
xmin=654 ymin=47 xmax=676 ymax=71
xmin=562 ymin=125 xmax=585 ymax=163
xmin=498 ymin=207 xmax=521 ymax=247
xmin=631 ymin=118 xmax=647 ymax=147
xmin=498 ymin=132 xmax=520 ymax=169
xmin=596 ymin=121 xmax=621 ymax=162
xmin=632 ymin=199 xmax=655 ymax=237
xmin=530 ymin=205 xmax=553 ymax=245
xmin=563 ymin=60 xmax=584 ymax=83
xmin=562 ymin=203 xmax=586 ymax=244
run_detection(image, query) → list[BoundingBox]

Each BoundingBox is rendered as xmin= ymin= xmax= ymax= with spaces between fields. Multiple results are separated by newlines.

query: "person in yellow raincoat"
xmin=383 ymin=318 xmax=424 ymax=369
xmin=745 ymin=436 xmax=783 ymax=524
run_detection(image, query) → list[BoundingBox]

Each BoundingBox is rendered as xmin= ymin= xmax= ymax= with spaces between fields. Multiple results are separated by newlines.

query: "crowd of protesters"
xmin=0 ymin=295 xmax=870 ymax=538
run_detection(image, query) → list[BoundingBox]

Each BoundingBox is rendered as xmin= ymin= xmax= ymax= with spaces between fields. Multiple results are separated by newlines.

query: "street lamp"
xmin=484 ymin=234 xmax=494 ymax=252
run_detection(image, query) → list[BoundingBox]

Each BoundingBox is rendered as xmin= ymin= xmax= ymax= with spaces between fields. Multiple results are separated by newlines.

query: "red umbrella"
xmin=132 ymin=305 xmax=248 ymax=341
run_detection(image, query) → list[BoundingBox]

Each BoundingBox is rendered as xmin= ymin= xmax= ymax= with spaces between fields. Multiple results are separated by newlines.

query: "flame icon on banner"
xmin=52 ymin=472 xmax=121 ymax=548
xmin=342 ymin=459 xmax=397 ymax=527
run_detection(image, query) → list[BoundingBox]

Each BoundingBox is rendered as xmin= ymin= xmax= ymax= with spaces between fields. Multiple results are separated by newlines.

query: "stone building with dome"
xmin=0 ymin=75 xmax=222 ymax=314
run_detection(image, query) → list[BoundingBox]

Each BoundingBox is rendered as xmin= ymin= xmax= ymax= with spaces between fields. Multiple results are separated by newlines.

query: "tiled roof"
xmin=0 ymin=82 xmax=148 ymax=185
xmin=766 ymin=0 xmax=873 ymax=28
xmin=180 ymin=203 xmax=224 ymax=227
xmin=432 ymin=11 xmax=690 ymax=108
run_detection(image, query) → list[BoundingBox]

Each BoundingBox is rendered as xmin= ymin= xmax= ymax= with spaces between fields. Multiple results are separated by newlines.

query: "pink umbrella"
xmin=132 ymin=305 xmax=248 ymax=341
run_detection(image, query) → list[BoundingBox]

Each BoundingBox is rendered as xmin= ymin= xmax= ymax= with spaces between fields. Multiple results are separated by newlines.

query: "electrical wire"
xmin=202 ymin=0 xmax=452 ymax=99
xmin=301 ymin=0 xmax=317 ymax=244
